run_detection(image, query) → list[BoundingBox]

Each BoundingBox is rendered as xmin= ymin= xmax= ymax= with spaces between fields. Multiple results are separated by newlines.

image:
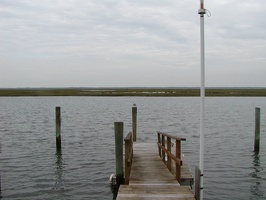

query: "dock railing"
xmin=157 ymin=131 xmax=186 ymax=183
xmin=124 ymin=132 xmax=133 ymax=184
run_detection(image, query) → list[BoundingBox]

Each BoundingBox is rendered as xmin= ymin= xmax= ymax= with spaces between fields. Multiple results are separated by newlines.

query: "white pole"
xmin=198 ymin=1 xmax=206 ymax=200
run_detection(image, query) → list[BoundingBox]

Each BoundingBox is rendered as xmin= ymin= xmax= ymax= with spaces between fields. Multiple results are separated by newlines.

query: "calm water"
xmin=0 ymin=97 xmax=265 ymax=200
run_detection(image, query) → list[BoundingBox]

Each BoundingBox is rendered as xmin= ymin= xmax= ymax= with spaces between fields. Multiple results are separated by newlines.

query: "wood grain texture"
xmin=116 ymin=143 xmax=195 ymax=200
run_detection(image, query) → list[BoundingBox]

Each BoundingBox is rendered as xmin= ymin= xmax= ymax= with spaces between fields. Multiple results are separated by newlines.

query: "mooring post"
xmin=56 ymin=107 xmax=61 ymax=150
xmin=114 ymin=122 xmax=124 ymax=185
xmin=132 ymin=105 xmax=137 ymax=142
xmin=254 ymin=107 xmax=260 ymax=153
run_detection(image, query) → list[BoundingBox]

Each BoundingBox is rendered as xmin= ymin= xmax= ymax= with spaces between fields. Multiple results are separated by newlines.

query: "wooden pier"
xmin=116 ymin=131 xmax=196 ymax=200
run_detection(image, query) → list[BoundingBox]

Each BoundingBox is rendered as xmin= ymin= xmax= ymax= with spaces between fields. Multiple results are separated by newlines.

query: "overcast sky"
xmin=1 ymin=0 xmax=266 ymax=88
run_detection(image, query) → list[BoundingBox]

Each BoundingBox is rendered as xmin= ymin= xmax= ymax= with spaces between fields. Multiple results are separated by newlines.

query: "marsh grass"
xmin=1 ymin=88 xmax=266 ymax=97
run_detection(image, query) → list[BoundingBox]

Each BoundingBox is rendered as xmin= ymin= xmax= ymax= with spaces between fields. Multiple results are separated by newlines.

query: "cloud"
xmin=0 ymin=0 xmax=266 ymax=87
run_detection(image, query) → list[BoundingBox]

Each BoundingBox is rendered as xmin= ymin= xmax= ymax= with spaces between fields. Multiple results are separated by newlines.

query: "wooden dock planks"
xmin=117 ymin=185 xmax=195 ymax=199
xmin=116 ymin=143 xmax=195 ymax=200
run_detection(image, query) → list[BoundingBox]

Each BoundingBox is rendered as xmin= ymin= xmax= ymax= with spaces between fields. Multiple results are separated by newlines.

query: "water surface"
xmin=0 ymin=97 xmax=265 ymax=199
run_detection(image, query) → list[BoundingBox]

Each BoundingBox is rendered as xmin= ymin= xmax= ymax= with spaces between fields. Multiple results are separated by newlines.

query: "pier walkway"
xmin=116 ymin=132 xmax=195 ymax=200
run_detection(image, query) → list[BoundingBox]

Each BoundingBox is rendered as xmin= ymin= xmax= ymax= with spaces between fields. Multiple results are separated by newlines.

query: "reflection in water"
xmin=0 ymin=170 xmax=2 ymax=199
xmin=53 ymin=150 xmax=65 ymax=190
xmin=110 ymin=184 xmax=119 ymax=200
xmin=250 ymin=153 xmax=264 ymax=198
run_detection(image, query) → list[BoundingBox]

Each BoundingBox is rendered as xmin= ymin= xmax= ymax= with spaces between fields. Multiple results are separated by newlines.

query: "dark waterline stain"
xmin=53 ymin=150 xmax=65 ymax=191
xmin=250 ymin=153 xmax=264 ymax=198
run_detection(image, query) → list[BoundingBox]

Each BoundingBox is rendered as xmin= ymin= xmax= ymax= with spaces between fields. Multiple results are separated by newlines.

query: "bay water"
xmin=0 ymin=97 xmax=265 ymax=199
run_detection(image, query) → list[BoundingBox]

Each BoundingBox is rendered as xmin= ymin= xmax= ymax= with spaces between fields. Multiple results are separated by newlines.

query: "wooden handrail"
xmin=124 ymin=132 xmax=133 ymax=184
xmin=157 ymin=131 xmax=185 ymax=183
xmin=157 ymin=131 xmax=186 ymax=141
xmin=124 ymin=131 xmax=132 ymax=141
xmin=157 ymin=143 xmax=182 ymax=166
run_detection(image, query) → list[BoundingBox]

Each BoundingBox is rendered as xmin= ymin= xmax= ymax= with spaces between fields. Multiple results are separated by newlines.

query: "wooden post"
xmin=176 ymin=139 xmax=181 ymax=182
xmin=162 ymin=135 xmax=165 ymax=163
xmin=124 ymin=132 xmax=133 ymax=185
xmin=132 ymin=106 xmax=137 ymax=142
xmin=167 ymin=137 xmax=172 ymax=171
xmin=254 ymin=107 xmax=260 ymax=153
xmin=114 ymin=122 xmax=124 ymax=185
xmin=56 ymin=107 xmax=61 ymax=150
xmin=195 ymin=166 xmax=201 ymax=200
xmin=157 ymin=132 xmax=162 ymax=157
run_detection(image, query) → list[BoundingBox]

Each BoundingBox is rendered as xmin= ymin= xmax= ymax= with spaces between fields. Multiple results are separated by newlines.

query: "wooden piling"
xmin=56 ymin=107 xmax=61 ymax=150
xmin=132 ymin=106 xmax=137 ymax=142
xmin=254 ymin=107 xmax=260 ymax=153
xmin=195 ymin=166 xmax=201 ymax=200
xmin=114 ymin=122 xmax=124 ymax=184
xmin=124 ymin=132 xmax=133 ymax=185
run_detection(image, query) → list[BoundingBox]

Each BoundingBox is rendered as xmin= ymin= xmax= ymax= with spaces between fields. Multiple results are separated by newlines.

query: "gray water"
xmin=0 ymin=97 xmax=265 ymax=199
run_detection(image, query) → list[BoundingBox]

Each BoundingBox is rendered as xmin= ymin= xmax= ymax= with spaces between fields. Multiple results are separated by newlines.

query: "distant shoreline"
xmin=1 ymin=87 xmax=266 ymax=97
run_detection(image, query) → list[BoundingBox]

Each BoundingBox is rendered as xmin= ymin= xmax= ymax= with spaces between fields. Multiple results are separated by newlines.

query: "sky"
xmin=1 ymin=0 xmax=266 ymax=88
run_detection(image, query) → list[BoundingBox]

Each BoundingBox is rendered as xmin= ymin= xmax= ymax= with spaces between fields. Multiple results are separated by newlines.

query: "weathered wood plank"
xmin=119 ymin=185 xmax=193 ymax=194
xmin=117 ymin=197 xmax=195 ymax=200
xmin=117 ymin=185 xmax=195 ymax=199
xmin=117 ymin=142 xmax=195 ymax=199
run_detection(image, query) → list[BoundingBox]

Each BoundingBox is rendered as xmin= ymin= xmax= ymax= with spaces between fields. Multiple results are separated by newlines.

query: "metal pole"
xmin=198 ymin=1 xmax=206 ymax=200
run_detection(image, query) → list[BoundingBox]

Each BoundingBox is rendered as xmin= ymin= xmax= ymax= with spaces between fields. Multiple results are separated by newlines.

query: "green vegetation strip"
xmin=0 ymin=88 xmax=266 ymax=97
